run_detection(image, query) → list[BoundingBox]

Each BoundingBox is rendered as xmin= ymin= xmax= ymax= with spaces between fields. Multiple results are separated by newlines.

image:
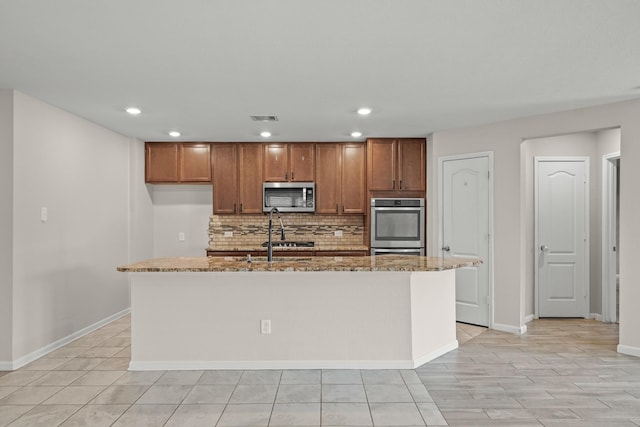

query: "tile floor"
xmin=1 ymin=317 xmax=639 ymax=426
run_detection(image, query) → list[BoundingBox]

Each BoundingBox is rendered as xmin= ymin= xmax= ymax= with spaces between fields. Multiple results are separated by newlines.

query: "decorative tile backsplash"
xmin=208 ymin=214 xmax=365 ymax=248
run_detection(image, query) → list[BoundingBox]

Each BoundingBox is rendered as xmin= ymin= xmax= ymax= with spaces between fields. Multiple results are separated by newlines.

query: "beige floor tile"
xmin=270 ymin=402 xmax=321 ymax=426
xmin=90 ymin=384 xmax=150 ymax=404
xmin=164 ymin=404 xmax=225 ymax=427
xmin=42 ymin=385 xmax=106 ymax=405
xmin=71 ymin=370 xmax=125 ymax=386
xmin=0 ymin=405 xmax=34 ymax=427
xmin=30 ymin=370 xmax=87 ymax=386
xmin=111 ymin=404 xmax=177 ymax=427
xmin=0 ymin=386 xmax=63 ymax=405
xmin=136 ymin=384 xmax=192 ymax=404
xmin=217 ymin=403 xmax=272 ymax=426
xmin=4 ymin=404 xmax=80 ymax=427
xmin=59 ymin=404 xmax=129 ymax=427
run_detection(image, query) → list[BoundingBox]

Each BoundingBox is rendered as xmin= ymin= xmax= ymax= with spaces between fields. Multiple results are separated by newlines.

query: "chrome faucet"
xmin=267 ymin=207 xmax=286 ymax=262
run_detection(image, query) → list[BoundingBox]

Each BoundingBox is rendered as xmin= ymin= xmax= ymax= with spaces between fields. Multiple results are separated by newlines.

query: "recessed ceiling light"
xmin=357 ymin=107 xmax=372 ymax=116
xmin=351 ymin=131 xmax=363 ymax=138
xmin=126 ymin=107 xmax=141 ymax=115
xmin=260 ymin=131 xmax=272 ymax=138
xmin=169 ymin=131 xmax=181 ymax=137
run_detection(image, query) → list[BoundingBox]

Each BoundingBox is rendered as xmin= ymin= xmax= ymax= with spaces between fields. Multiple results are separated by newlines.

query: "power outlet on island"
xmin=334 ymin=230 xmax=343 ymax=237
xmin=261 ymin=319 xmax=271 ymax=334
xmin=224 ymin=231 xmax=233 ymax=237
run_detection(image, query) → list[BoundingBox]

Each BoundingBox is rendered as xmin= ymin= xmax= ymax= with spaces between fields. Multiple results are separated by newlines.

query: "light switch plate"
xmin=224 ymin=231 xmax=233 ymax=237
xmin=40 ymin=207 xmax=48 ymax=222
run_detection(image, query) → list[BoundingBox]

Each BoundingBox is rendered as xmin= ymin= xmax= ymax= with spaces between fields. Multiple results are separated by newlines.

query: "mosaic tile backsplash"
xmin=208 ymin=214 xmax=365 ymax=248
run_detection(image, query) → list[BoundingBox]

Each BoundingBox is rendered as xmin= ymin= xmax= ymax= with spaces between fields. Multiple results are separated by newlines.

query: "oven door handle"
xmin=371 ymin=248 xmax=423 ymax=254
xmin=372 ymin=207 xmax=422 ymax=212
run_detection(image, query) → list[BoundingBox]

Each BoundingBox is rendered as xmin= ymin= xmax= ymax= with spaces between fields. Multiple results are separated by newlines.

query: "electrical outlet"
xmin=334 ymin=230 xmax=343 ymax=237
xmin=178 ymin=232 xmax=185 ymax=241
xmin=224 ymin=231 xmax=233 ymax=237
xmin=40 ymin=207 xmax=48 ymax=223
xmin=261 ymin=320 xmax=271 ymax=334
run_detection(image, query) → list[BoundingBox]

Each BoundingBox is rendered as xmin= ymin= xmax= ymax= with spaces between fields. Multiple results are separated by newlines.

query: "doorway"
xmin=535 ymin=157 xmax=589 ymax=318
xmin=602 ymin=153 xmax=620 ymax=323
xmin=439 ymin=152 xmax=493 ymax=327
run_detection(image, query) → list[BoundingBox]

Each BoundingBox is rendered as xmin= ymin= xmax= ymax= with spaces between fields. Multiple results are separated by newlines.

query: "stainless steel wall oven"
xmin=370 ymin=198 xmax=425 ymax=256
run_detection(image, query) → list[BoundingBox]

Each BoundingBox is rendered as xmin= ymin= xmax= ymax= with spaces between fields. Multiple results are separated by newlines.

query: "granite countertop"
xmin=117 ymin=255 xmax=481 ymax=273
xmin=206 ymin=245 xmax=369 ymax=252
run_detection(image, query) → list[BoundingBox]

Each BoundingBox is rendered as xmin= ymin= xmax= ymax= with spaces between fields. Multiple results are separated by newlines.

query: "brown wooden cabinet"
xmin=212 ymin=143 xmax=263 ymax=214
xmin=315 ymin=143 xmax=366 ymax=214
xmin=367 ymin=138 xmax=425 ymax=193
xmin=146 ymin=142 xmax=211 ymax=183
xmin=238 ymin=144 xmax=263 ymax=213
xmin=263 ymin=143 xmax=314 ymax=182
xmin=211 ymin=144 xmax=238 ymax=214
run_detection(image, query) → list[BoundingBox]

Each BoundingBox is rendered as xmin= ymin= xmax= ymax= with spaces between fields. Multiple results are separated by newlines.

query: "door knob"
xmin=442 ymin=246 xmax=450 ymax=252
xmin=540 ymin=245 xmax=549 ymax=252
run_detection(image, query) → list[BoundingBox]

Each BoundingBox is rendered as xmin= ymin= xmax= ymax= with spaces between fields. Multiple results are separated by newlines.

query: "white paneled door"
xmin=535 ymin=158 xmax=588 ymax=318
xmin=441 ymin=155 xmax=491 ymax=327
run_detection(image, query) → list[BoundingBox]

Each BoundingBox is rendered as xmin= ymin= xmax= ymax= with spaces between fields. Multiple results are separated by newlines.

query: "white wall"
xmin=129 ymin=140 xmax=154 ymax=264
xmin=0 ymin=91 xmax=14 ymax=364
xmin=151 ymin=185 xmax=212 ymax=257
xmin=429 ymin=98 xmax=640 ymax=354
xmin=11 ymin=91 xmax=132 ymax=360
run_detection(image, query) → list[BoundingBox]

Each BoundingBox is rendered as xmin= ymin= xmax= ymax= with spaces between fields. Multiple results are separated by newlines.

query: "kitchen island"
xmin=118 ymin=255 xmax=479 ymax=370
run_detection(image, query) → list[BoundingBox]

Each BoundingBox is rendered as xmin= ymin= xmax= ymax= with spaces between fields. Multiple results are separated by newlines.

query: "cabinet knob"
xmin=400 ymin=180 xmax=402 ymax=190
xmin=291 ymin=171 xmax=295 ymax=180
xmin=285 ymin=171 xmax=288 ymax=180
xmin=336 ymin=204 xmax=339 ymax=213
xmin=240 ymin=203 xmax=243 ymax=213
xmin=233 ymin=203 xmax=236 ymax=213
xmin=392 ymin=180 xmax=396 ymax=189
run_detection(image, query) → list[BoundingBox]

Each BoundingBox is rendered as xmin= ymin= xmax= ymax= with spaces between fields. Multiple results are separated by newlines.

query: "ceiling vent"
xmin=250 ymin=115 xmax=279 ymax=122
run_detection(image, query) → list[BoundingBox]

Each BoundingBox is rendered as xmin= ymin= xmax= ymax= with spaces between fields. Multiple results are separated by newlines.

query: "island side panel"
xmin=409 ymin=270 xmax=458 ymax=367
xmin=130 ymin=271 xmax=418 ymax=369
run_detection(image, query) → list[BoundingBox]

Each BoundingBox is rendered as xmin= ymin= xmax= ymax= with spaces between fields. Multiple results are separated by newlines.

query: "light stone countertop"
xmin=117 ymin=255 xmax=481 ymax=273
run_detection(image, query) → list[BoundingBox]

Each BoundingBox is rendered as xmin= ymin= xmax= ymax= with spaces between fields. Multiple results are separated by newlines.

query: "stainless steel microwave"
xmin=263 ymin=182 xmax=315 ymax=213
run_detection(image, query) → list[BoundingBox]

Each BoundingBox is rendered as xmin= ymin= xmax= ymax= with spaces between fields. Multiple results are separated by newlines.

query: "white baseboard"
xmin=524 ymin=314 xmax=535 ymax=323
xmin=617 ymin=344 xmax=640 ymax=358
xmin=493 ymin=322 xmax=527 ymax=335
xmin=129 ymin=341 xmax=459 ymax=371
xmin=3 ymin=308 xmax=130 ymax=371
xmin=412 ymin=340 xmax=459 ymax=369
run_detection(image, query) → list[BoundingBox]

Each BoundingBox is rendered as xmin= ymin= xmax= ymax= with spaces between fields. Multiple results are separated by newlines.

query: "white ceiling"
xmin=1 ymin=0 xmax=640 ymax=142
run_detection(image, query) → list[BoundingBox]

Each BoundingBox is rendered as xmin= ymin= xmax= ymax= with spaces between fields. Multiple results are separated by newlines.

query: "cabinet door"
xmin=367 ymin=139 xmax=396 ymax=190
xmin=263 ymin=143 xmax=288 ymax=181
xmin=398 ymin=139 xmax=425 ymax=191
xmin=341 ymin=143 xmax=366 ymax=214
xmin=212 ymin=144 xmax=238 ymax=214
xmin=180 ymin=143 xmax=211 ymax=182
xmin=146 ymin=142 xmax=178 ymax=183
xmin=290 ymin=144 xmax=315 ymax=182
xmin=239 ymin=144 xmax=263 ymax=213
xmin=315 ymin=144 xmax=340 ymax=214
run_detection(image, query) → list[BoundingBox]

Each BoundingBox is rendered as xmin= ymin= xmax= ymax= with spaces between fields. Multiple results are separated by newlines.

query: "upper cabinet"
xmin=263 ymin=143 xmax=315 ymax=182
xmin=211 ymin=144 xmax=238 ymax=214
xmin=315 ymin=143 xmax=366 ymax=215
xmin=367 ymin=138 xmax=425 ymax=193
xmin=211 ymin=143 xmax=263 ymax=214
xmin=145 ymin=142 xmax=211 ymax=183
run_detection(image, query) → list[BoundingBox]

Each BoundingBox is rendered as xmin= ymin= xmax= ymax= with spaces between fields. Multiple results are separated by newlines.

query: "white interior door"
xmin=442 ymin=155 xmax=490 ymax=326
xmin=536 ymin=158 xmax=588 ymax=318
